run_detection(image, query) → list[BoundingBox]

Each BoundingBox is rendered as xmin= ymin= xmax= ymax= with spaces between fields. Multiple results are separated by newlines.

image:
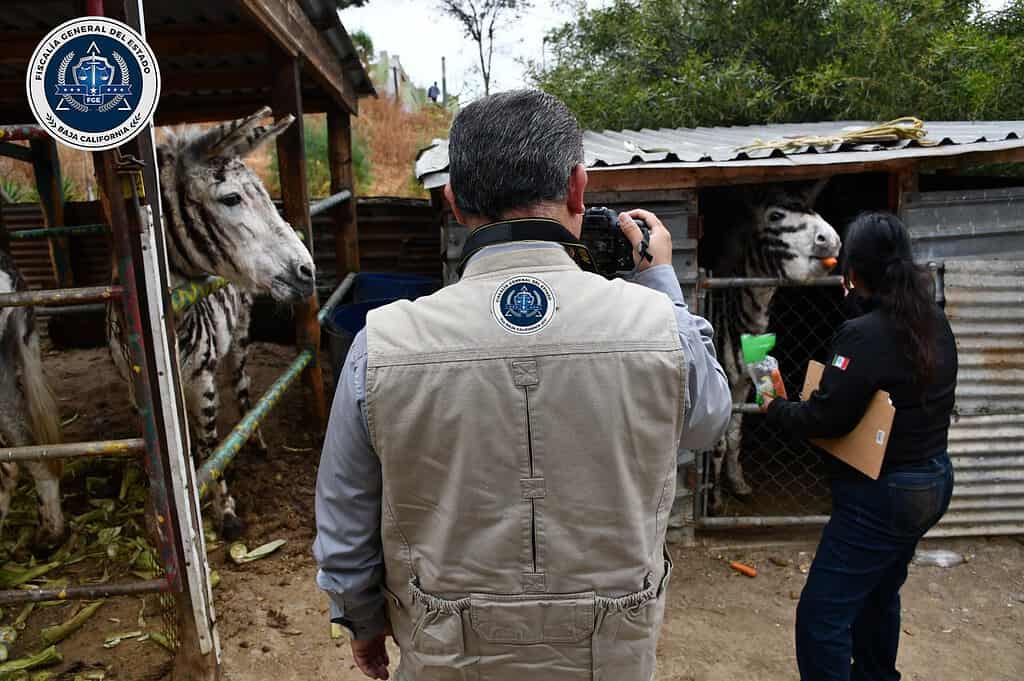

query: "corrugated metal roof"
xmin=929 ymin=259 xmax=1024 ymax=538
xmin=416 ymin=120 xmax=1024 ymax=189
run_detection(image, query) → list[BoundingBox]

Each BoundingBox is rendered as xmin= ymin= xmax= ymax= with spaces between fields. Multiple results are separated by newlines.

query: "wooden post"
xmin=888 ymin=167 xmax=919 ymax=215
xmin=30 ymin=138 xmax=74 ymax=287
xmin=272 ymin=52 xmax=327 ymax=428
xmin=327 ymin=108 xmax=359 ymax=279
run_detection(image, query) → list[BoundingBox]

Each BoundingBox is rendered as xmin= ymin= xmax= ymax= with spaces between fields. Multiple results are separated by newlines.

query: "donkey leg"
xmin=0 ymin=463 xmax=20 ymax=537
xmin=710 ymin=444 xmax=726 ymax=513
xmin=724 ymin=413 xmax=752 ymax=497
xmin=0 ymin=409 xmax=64 ymax=545
xmin=188 ymin=372 xmax=245 ymax=540
xmin=227 ymin=339 xmax=267 ymax=458
xmin=24 ymin=460 xmax=65 ymax=546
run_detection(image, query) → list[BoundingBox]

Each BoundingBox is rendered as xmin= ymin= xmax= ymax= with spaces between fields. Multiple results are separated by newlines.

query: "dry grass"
xmin=353 ymin=97 xmax=452 ymax=197
xmin=0 ymin=98 xmax=450 ymax=203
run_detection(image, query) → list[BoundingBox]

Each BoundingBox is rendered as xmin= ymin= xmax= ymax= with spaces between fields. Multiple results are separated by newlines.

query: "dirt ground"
xmin=6 ymin=343 xmax=1023 ymax=680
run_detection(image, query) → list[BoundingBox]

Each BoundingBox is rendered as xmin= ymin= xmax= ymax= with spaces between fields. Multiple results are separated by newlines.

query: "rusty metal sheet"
xmin=929 ymin=258 xmax=1024 ymax=537
xmin=904 ymin=187 xmax=1024 ymax=259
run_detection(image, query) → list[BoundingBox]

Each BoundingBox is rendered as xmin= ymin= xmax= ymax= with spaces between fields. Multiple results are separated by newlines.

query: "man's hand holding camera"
xmin=618 ymin=209 xmax=673 ymax=272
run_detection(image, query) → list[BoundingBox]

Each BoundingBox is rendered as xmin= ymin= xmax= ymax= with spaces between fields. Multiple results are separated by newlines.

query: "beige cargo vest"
xmin=365 ymin=244 xmax=686 ymax=681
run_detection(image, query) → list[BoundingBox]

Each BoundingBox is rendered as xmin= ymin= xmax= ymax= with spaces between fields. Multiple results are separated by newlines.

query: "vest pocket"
xmin=407 ymin=581 xmax=477 ymax=681
xmin=469 ymin=592 xmax=596 ymax=644
xmin=592 ymin=558 xmax=673 ymax=681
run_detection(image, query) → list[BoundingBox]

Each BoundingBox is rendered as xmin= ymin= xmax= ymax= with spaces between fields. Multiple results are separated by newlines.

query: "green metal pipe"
xmin=1 ymin=437 xmax=145 ymax=463
xmin=196 ymin=348 xmax=314 ymax=496
xmin=317 ymin=272 xmax=357 ymax=325
xmin=0 ymin=285 xmax=122 ymax=309
xmin=170 ymin=276 xmax=230 ymax=314
xmin=8 ymin=224 xmax=109 ymax=240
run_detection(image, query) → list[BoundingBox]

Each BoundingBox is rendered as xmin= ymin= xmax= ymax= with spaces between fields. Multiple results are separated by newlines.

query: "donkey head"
xmin=158 ymin=108 xmax=315 ymax=302
xmin=747 ymin=180 xmax=841 ymax=281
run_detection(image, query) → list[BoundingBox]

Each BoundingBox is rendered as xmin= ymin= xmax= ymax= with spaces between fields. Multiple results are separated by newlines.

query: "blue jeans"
xmin=796 ymin=453 xmax=954 ymax=681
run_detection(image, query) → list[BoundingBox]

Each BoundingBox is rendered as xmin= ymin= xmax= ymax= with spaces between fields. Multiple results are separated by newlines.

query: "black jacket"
xmin=766 ymin=297 xmax=958 ymax=477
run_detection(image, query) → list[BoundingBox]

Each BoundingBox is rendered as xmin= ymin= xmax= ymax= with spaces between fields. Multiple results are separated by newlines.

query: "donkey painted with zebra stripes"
xmin=709 ymin=181 xmax=840 ymax=511
xmin=109 ymin=108 xmax=315 ymax=539
xmin=0 ymin=250 xmax=64 ymax=545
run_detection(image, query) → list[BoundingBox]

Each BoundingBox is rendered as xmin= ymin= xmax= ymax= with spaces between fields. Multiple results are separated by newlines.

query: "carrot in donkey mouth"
xmin=822 ymin=257 xmax=838 ymax=270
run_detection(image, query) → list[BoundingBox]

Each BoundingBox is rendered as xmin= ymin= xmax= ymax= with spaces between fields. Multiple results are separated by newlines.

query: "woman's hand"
xmin=758 ymin=393 xmax=774 ymax=413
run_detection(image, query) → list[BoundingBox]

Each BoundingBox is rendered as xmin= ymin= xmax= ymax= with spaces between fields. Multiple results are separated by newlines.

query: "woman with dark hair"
xmin=762 ymin=211 xmax=958 ymax=681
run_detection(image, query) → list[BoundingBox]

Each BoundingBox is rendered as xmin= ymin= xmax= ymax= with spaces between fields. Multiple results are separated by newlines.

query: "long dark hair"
xmin=841 ymin=211 xmax=937 ymax=384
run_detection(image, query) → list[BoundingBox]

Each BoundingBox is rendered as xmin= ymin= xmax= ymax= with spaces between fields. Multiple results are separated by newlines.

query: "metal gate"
xmin=695 ymin=277 xmax=846 ymax=527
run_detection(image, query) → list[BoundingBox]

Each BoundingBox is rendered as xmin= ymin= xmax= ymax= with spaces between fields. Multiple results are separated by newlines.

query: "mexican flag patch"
xmin=832 ymin=354 xmax=850 ymax=371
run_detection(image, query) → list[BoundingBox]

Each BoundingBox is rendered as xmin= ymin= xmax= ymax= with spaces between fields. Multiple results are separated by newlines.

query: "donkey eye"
xmin=219 ymin=193 xmax=242 ymax=207
xmin=768 ymin=210 xmax=785 ymax=222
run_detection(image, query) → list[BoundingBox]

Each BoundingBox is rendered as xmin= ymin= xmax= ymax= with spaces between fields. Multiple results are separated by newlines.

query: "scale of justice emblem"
xmin=54 ymin=41 xmax=134 ymax=113
xmin=492 ymin=276 xmax=556 ymax=335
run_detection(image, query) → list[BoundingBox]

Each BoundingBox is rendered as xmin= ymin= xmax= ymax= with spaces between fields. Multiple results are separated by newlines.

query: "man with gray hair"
xmin=315 ymin=89 xmax=730 ymax=680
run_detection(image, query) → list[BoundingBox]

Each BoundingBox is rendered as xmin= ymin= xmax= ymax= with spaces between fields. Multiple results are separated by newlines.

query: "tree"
xmin=439 ymin=0 xmax=533 ymax=96
xmin=350 ymin=29 xmax=375 ymax=68
xmin=533 ymin=0 xmax=1024 ymax=130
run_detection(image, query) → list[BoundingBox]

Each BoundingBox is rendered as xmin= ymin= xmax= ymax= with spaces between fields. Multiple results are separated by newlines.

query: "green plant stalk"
xmin=0 ymin=645 xmax=62 ymax=675
xmin=40 ymin=601 xmax=103 ymax=645
xmin=0 ymin=563 xmax=61 ymax=590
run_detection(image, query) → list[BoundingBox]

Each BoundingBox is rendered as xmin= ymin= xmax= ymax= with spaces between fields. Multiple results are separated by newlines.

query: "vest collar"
xmin=458 ymin=218 xmax=597 ymax=277
xmin=461 ymin=241 xmax=581 ymax=279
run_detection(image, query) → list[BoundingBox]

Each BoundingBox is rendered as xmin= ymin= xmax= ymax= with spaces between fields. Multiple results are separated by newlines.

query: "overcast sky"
xmin=340 ymin=1 xmax=611 ymax=99
xmin=341 ymin=0 xmax=1011 ymax=101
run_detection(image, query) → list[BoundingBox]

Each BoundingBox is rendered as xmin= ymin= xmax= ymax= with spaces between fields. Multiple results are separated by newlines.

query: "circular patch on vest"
xmin=492 ymin=276 xmax=555 ymax=335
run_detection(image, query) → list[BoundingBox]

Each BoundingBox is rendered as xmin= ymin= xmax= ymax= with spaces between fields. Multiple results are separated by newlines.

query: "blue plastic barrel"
xmin=324 ymin=274 xmax=440 ymax=394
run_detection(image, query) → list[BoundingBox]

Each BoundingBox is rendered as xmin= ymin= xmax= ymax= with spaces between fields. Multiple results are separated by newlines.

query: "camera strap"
xmin=457 ymin=218 xmax=598 ymax=276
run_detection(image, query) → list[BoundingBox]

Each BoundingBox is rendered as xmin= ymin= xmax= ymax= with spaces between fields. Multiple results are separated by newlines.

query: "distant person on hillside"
xmin=427 ymin=81 xmax=440 ymax=103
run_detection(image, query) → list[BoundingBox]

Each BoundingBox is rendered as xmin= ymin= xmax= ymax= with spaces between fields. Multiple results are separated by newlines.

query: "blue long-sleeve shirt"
xmin=314 ymin=247 xmax=731 ymax=639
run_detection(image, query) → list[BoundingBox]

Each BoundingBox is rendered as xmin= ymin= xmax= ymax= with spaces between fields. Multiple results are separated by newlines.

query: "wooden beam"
xmin=272 ymin=51 xmax=326 ymax=429
xmin=585 ymin=159 xmax=918 ymax=192
xmin=30 ymin=138 xmax=74 ymax=287
xmin=239 ymin=0 xmax=357 ymax=114
xmin=327 ymin=108 xmax=359 ymax=276
xmin=0 ymin=25 xmax=268 ymax=66
xmin=0 ymin=142 xmax=32 ymax=163
xmin=161 ymin=67 xmax=268 ymax=95
xmin=147 ymin=25 xmax=269 ymax=58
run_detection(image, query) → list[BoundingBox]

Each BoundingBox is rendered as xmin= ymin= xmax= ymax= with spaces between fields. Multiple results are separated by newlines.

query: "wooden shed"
xmin=416 ymin=120 xmax=1024 ymax=541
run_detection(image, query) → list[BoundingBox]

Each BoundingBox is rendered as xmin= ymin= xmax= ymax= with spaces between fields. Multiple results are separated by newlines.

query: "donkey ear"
xmin=802 ymin=178 xmax=829 ymax=207
xmin=231 ymin=114 xmax=295 ymax=158
xmin=192 ymin=107 xmax=270 ymax=158
xmin=195 ymin=107 xmax=296 ymax=160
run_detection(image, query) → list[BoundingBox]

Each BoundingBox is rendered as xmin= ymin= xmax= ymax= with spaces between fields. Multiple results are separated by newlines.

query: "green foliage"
xmin=268 ymin=115 xmax=372 ymax=198
xmin=534 ymin=0 xmax=1024 ymax=130
xmin=350 ymin=29 xmax=375 ymax=67
xmin=0 ymin=176 xmax=84 ymax=204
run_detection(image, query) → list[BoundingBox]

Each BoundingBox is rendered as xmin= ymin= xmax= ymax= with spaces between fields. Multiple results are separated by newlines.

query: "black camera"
xmin=581 ymin=207 xmax=650 ymax=277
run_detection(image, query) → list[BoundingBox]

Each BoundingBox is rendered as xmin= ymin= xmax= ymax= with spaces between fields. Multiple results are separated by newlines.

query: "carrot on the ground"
xmin=729 ymin=561 xmax=758 ymax=578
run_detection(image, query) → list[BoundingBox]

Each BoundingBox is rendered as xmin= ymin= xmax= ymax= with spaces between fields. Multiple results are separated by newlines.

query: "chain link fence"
xmin=699 ymin=280 xmax=848 ymax=522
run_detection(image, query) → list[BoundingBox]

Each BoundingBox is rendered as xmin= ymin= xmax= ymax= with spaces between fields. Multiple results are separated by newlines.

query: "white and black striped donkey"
xmin=709 ymin=182 xmax=840 ymax=511
xmin=109 ymin=108 xmax=315 ymax=539
xmin=0 ymin=250 xmax=64 ymax=545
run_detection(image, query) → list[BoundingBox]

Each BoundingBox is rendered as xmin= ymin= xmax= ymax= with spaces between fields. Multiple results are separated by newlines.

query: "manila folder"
xmin=800 ymin=360 xmax=895 ymax=480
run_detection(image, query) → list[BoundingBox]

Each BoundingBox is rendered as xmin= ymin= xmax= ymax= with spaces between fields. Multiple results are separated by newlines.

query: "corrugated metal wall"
xmin=929 ymin=258 xmax=1024 ymax=537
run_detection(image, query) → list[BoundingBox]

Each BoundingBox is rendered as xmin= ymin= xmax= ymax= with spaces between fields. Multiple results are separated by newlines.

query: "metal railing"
xmin=195 ymin=272 xmax=356 ymax=495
